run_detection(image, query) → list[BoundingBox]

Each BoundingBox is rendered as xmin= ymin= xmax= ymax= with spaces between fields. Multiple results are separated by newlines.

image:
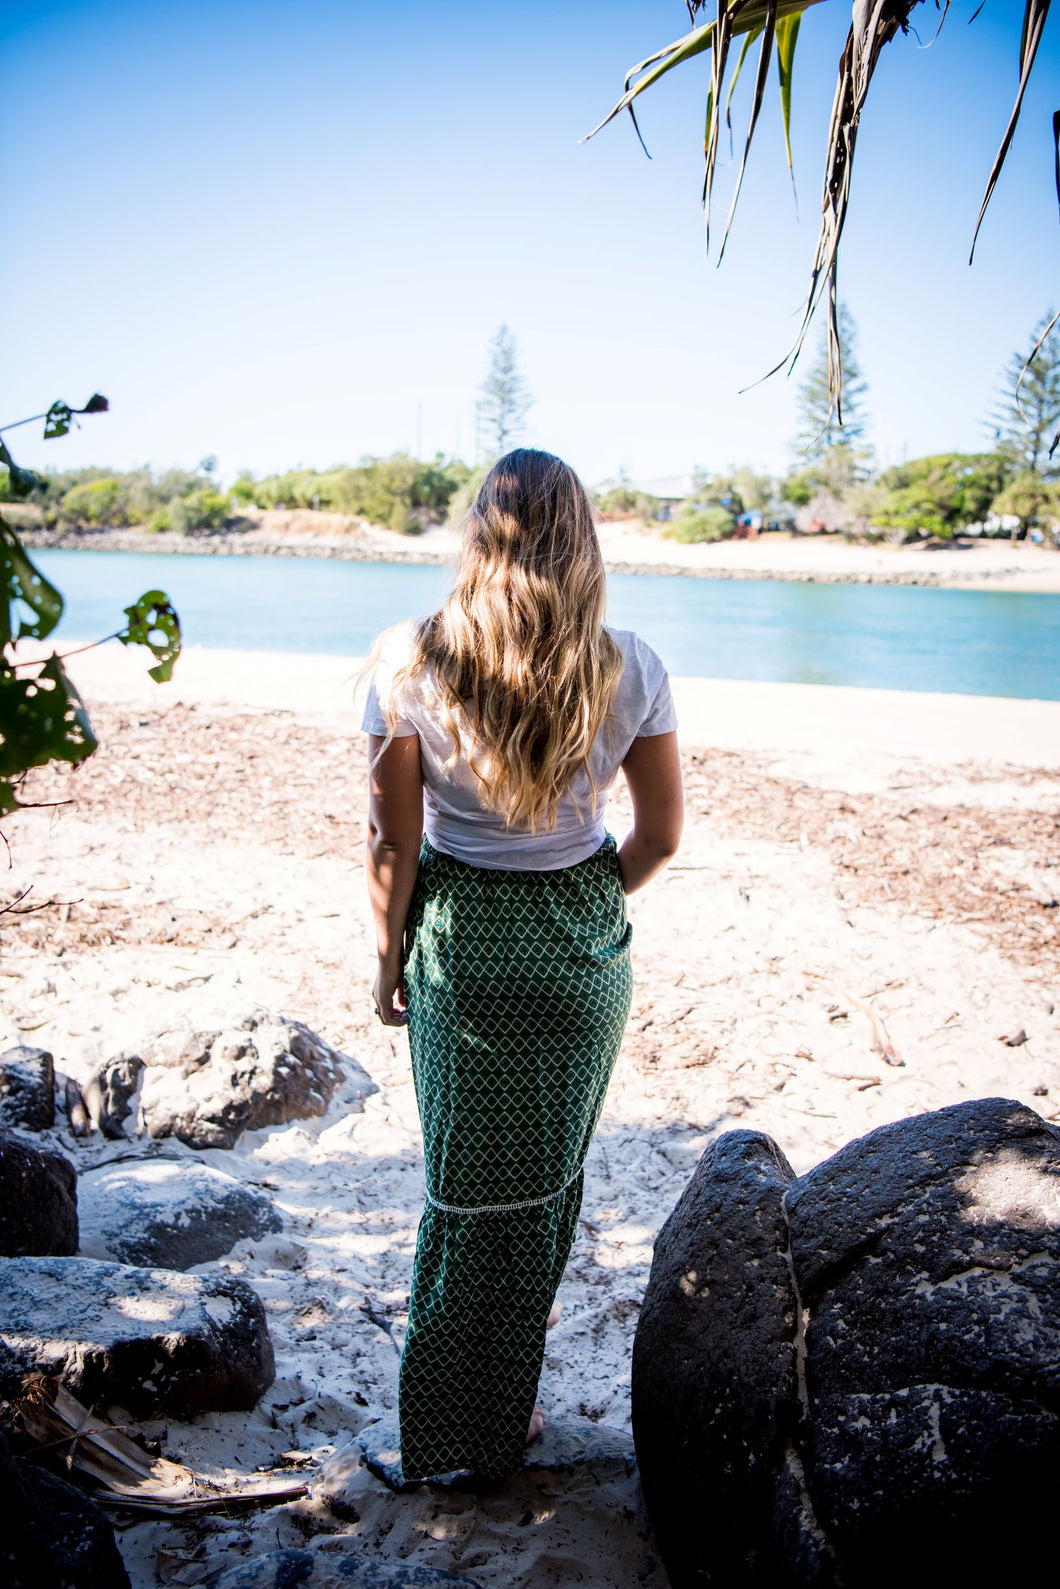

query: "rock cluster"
xmin=632 ymin=1097 xmax=1060 ymax=1587
xmin=0 ymin=1009 xmax=372 ymax=1584
xmin=136 ymin=1011 xmax=370 ymax=1148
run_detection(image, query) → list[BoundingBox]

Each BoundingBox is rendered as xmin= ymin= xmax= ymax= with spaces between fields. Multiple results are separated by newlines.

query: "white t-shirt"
xmin=360 ymin=622 xmax=677 ymax=871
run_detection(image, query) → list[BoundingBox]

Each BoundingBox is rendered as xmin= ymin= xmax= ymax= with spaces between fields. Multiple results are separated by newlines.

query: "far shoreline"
xmin=19 ymin=520 xmax=1060 ymax=592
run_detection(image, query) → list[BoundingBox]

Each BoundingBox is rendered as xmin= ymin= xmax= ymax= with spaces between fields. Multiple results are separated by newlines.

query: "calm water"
xmin=32 ymin=548 xmax=1060 ymax=700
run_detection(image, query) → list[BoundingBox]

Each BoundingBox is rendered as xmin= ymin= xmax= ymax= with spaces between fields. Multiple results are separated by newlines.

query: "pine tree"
xmin=991 ymin=311 xmax=1060 ymax=478
xmin=475 ymin=325 xmax=533 ymax=461
xmin=794 ymin=303 xmax=869 ymax=462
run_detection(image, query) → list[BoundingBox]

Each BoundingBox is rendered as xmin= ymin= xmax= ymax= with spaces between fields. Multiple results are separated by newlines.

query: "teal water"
xmin=31 ymin=548 xmax=1060 ymax=700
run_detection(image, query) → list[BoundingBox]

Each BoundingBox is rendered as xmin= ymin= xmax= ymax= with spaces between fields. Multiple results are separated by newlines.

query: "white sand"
xmin=4 ymin=647 xmax=1059 ymax=1586
xmin=45 ymin=641 xmax=1060 ymax=766
xmin=377 ymin=515 xmax=1060 ymax=590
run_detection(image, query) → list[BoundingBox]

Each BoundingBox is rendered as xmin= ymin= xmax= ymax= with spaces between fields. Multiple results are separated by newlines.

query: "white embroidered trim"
xmin=425 ymin=1164 xmax=583 ymax=1217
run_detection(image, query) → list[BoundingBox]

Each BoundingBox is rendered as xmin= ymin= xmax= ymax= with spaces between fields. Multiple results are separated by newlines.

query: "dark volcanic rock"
xmin=0 ymin=1128 xmax=78 ymax=1256
xmin=0 ymin=1254 xmax=274 ymax=1415
xmin=0 ymin=1428 xmax=130 ymax=1589
xmin=787 ymin=1097 xmax=1060 ymax=1405
xmin=804 ymin=1384 xmax=1060 ymax=1582
xmin=631 ymin=1130 xmax=798 ymax=1588
xmin=632 ymin=1098 xmax=1060 ymax=1588
xmin=138 ymin=1011 xmax=375 ymax=1149
xmin=83 ymin=1050 xmax=145 ymax=1138
xmin=78 ymin=1157 xmax=281 ymax=1269
xmin=212 ymin=1554 xmax=484 ymax=1587
xmin=0 ymin=1045 xmax=55 ymax=1131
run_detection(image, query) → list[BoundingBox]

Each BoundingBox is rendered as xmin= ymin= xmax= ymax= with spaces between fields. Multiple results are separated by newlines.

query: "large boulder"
xmin=0 ymin=1045 xmax=55 ymax=1131
xmin=78 ymin=1157 xmax=281 ymax=1269
xmin=0 ymin=1254 xmax=274 ymax=1416
xmin=211 ymin=1555 xmax=485 ymax=1588
xmin=631 ymin=1131 xmax=799 ymax=1587
xmin=136 ymin=1012 xmax=374 ymax=1149
xmin=632 ymin=1098 xmax=1060 ymax=1588
xmin=0 ymin=1128 xmax=78 ymax=1256
xmin=0 ymin=1427 xmax=131 ymax=1589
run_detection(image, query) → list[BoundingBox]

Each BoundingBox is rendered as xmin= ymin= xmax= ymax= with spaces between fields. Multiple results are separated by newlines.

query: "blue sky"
xmin=2 ymin=1 xmax=1057 ymax=485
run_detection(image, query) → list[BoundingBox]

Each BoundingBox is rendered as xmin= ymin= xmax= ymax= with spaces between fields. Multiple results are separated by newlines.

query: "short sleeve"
xmin=360 ymin=626 xmax=418 ymax=738
xmin=635 ymin=644 xmax=678 ymax=738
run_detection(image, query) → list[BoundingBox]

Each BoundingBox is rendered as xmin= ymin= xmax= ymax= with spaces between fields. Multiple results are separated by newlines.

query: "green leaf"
xmin=718 ymin=3 xmax=779 ymax=264
xmin=0 ymin=515 xmax=64 ymax=648
xmin=775 ymin=10 xmax=801 ymax=179
xmin=0 ymin=653 xmax=98 ymax=812
xmin=117 ymin=589 xmax=182 ymax=683
xmin=44 ymin=401 xmax=73 ymax=440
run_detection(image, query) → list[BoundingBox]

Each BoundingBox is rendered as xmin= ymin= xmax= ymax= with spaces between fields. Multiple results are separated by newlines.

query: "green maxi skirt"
xmin=399 ymin=834 xmax=633 ymax=1480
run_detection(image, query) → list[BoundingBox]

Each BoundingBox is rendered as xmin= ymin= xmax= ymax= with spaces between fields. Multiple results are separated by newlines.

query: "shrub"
xmin=59 ymin=476 xmax=128 ymax=526
xmin=169 ymin=488 xmax=230 ymax=535
xmin=598 ymin=484 xmax=662 ymax=519
xmin=664 ymin=504 xmax=735 ymax=543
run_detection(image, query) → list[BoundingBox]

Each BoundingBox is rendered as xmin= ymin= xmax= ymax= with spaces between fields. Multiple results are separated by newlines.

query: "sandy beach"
xmin=4 ymin=647 xmax=1060 ymax=1586
xmin=20 ymin=509 xmax=1060 ymax=590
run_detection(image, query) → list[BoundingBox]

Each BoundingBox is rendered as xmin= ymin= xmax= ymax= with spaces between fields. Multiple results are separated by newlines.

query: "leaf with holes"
xmin=118 ymin=589 xmax=182 ymax=682
xmin=0 ymin=654 xmax=98 ymax=813
xmin=0 ymin=515 xmax=63 ymax=648
xmin=43 ymin=401 xmax=73 ymax=439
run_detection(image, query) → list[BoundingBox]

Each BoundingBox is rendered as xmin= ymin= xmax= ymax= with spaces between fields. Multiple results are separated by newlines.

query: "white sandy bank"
xmin=55 ymin=643 xmax=1060 ymax=771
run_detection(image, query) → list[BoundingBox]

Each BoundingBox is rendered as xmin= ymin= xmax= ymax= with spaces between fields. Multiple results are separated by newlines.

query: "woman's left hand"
xmin=373 ymin=960 xmax=407 ymax=1026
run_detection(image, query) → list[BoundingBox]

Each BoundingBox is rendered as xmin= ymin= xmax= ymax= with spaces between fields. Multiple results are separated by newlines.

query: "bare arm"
xmin=617 ymin=730 xmax=683 ymax=895
xmin=367 ymin=733 xmax=424 ymax=1025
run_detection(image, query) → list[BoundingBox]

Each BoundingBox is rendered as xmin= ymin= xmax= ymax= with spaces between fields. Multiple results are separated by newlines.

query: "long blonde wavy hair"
xmin=381 ymin=448 xmax=622 ymax=833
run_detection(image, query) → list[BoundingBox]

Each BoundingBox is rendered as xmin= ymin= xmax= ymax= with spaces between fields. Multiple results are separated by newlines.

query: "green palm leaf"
xmin=587 ymin=0 xmax=1057 ymax=430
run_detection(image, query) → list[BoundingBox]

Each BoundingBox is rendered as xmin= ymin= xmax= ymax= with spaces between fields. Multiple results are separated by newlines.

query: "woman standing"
xmin=362 ymin=449 xmax=682 ymax=1482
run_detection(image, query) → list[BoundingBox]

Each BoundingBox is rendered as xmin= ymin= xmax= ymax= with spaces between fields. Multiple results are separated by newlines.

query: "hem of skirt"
xmin=425 ymin=1163 xmax=582 ymax=1217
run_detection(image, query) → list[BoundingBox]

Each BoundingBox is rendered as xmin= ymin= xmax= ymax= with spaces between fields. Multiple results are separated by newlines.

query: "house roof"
xmin=596 ymin=473 xmax=694 ymax=502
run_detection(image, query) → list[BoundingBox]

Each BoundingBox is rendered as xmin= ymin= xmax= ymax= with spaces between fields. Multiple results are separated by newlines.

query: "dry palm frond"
xmin=587 ymin=0 xmax=1057 ymax=429
xmin=16 ymin=1380 xmax=307 ymax=1516
xmin=773 ymin=1 xmax=918 ymax=421
xmin=969 ymin=0 xmax=1052 ymax=261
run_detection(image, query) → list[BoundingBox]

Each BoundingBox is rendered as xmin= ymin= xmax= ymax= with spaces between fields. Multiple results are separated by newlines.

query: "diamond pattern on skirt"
xmin=398 ymin=836 xmax=632 ymax=1481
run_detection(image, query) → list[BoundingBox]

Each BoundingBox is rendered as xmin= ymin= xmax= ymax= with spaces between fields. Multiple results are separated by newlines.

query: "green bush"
xmin=169 ymin=488 xmax=230 ymax=535
xmin=60 ymin=476 xmax=128 ymax=526
xmin=664 ymin=504 xmax=735 ymax=543
xmin=873 ymin=452 xmax=1011 ymax=539
xmin=597 ymin=484 xmax=662 ymax=518
xmin=238 ymin=454 xmax=473 ymax=531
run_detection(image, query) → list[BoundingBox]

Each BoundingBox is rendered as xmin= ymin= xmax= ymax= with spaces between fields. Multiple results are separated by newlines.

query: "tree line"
xmin=5 ymin=314 xmax=1058 ymax=544
xmin=602 ymin=310 xmax=1060 ymax=545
